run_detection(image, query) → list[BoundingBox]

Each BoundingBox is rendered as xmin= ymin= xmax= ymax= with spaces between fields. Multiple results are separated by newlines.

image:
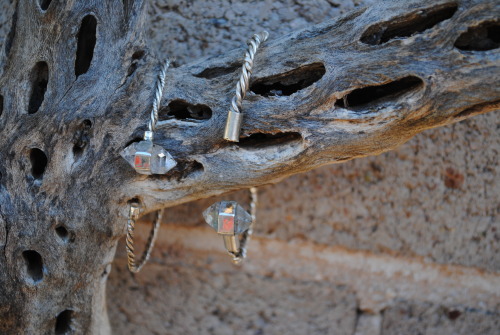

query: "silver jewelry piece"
xmin=126 ymin=202 xmax=162 ymax=273
xmin=122 ymin=61 xmax=174 ymax=273
xmin=121 ymin=60 xmax=177 ymax=174
xmin=224 ymin=32 xmax=269 ymax=142
xmin=202 ymin=187 xmax=258 ymax=264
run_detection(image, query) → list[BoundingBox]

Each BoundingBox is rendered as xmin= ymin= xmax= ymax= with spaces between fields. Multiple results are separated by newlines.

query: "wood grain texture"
xmin=0 ymin=0 xmax=498 ymax=333
xmin=128 ymin=0 xmax=500 ymax=212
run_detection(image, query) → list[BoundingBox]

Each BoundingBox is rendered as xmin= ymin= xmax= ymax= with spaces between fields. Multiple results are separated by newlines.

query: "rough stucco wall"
xmin=147 ymin=0 xmax=377 ymax=67
xmin=382 ymin=300 xmax=500 ymax=335
xmin=108 ymin=261 xmax=358 ymax=335
xmin=106 ymin=0 xmax=500 ymax=334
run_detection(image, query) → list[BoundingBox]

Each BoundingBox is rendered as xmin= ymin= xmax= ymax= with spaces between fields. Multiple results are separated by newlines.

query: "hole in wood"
xmin=180 ymin=160 xmax=204 ymax=180
xmin=55 ymin=225 xmax=73 ymax=243
xmin=75 ymin=15 xmax=97 ymax=77
xmin=446 ymin=309 xmax=462 ymax=320
xmin=132 ymin=50 xmax=145 ymax=60
xmin=22 ymin=250 xmax=44 ymax=282
xmin=124 ymin=137 xmax=143 ymax=149
xmin=29 ymin=148 xmax=48 ymax=180
xmin=0 ymin=94 xmax=3 ymax=116
xmin=72 ymin=145 xmax=83 ymax=157
xmin=39 ymin=0 xmax=52 ymax=10
xmin=335 ymin=76 xmax=424 ymax=109
xmin=127 ymin=63 xmax=137 ymax=77
xmin=250 ymin=63 xmax=326 ymax=97
xmin=55 ymin=310 xmax=73 ymax=335
xmin=128 ymin=197 xmax=141 ymax=205
xmin=159 ymin=100 xmax=212 ymax=121
xmin=153 ymin=160 xmax=204 ymax=181
xmin=28 ymin=61 xmax=49 ymax=114
xmin=454 ymin=21 xmax=500 ymax=51
xmin=238 ymin=132 xmax=302 ymax=149
xmin=360 ymin=3 xmax=458 ymax=45
xmin=127 ymin=50 xmax=145 ymax=77
xmin=72 ymin=119 xmax=92 ymax=158
xmin=194 ymin=63 xmax=241 ymax=79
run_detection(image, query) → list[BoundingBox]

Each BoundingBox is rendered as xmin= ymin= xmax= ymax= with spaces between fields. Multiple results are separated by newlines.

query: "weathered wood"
xmin=128 ymin=0 xmax=500 ymax=212
xmin=0 ymin=0 xmax=498 ymax=333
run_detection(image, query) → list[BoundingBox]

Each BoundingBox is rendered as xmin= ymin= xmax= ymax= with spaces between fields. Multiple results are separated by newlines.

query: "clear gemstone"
xmin=121 ymin=140 xmax=177 ymax=175
xmin=202 ymin=201 xmax=252 ymax=235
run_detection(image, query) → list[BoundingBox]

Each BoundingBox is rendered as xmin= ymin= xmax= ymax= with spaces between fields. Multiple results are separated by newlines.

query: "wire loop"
xmin=126 ymin=203 xmax=162 ymax=273
xmin=229 ymin=187 xmax=258 ymax=264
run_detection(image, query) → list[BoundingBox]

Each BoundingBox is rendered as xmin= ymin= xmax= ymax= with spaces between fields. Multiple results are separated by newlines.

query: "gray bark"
xmin=0 ymin=0 xmax=498 ymax=333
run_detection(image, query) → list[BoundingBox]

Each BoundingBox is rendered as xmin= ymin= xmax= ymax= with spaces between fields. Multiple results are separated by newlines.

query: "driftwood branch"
xmin=126 ymin=0 xmax=500 ymax=212
xmin=0 ymin=0 xmax=498 ymax=333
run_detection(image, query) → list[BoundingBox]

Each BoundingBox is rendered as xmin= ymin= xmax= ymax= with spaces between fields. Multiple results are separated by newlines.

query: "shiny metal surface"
xmin=223 ymin=110 xmax=243 ymax=142
xmin=223 ymin=235 xmax=239 ymax=254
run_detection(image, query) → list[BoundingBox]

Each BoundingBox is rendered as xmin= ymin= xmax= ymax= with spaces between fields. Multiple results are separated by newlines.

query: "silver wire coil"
xmin=146 ymin=59 xmax=170 ymax=139
xmin=126 ymin=204 xmax=163 ymax=273
xmin=224 ymin=31 xmax=269 ymax=142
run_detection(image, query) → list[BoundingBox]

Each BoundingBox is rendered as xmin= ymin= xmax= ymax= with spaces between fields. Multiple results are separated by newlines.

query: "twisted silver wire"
xmin=125 ymin=60 xmax=170 ymax=272
xmin=231 ymin=187 xmax=258 ymax=264
xmin=146 ymin=59 xmax=170 ymax=137
xmin=126 ymin=204 xmax=163 ymax=273
xmin=230 ymin=32 xmax=269 ymax=115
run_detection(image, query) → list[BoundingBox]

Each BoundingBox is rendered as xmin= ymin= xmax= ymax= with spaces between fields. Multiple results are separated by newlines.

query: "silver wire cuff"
xmin=146 ymin=59 xmax=170 ymax=139
xmin=126 ymin=203 xmax=162 ymax=273
xmin=231 ymin=187 xmax=257 ymax=264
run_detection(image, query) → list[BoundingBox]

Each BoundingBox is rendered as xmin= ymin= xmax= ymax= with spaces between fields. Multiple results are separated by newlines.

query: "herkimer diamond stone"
xmin=202 ymin=201 xmax=252 ymax=235
xmin=120 ymin=140 xmax=177 ymax=175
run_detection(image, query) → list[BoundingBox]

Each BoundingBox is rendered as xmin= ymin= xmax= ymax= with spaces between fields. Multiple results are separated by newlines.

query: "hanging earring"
xmin=121 ymin=59 xmax=175 ymax=273
xmin=121 ymin=60 xmax=177 ymax=175
xmin=224 ymin=31 xmax=268 ymax=142
xmin=203 ymin=187 xmax=258 ymax=264
xmin=126 ymin=201 xmax=162 ymax=273
xmin=203 ymin=31 xmax=268 ymax=264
